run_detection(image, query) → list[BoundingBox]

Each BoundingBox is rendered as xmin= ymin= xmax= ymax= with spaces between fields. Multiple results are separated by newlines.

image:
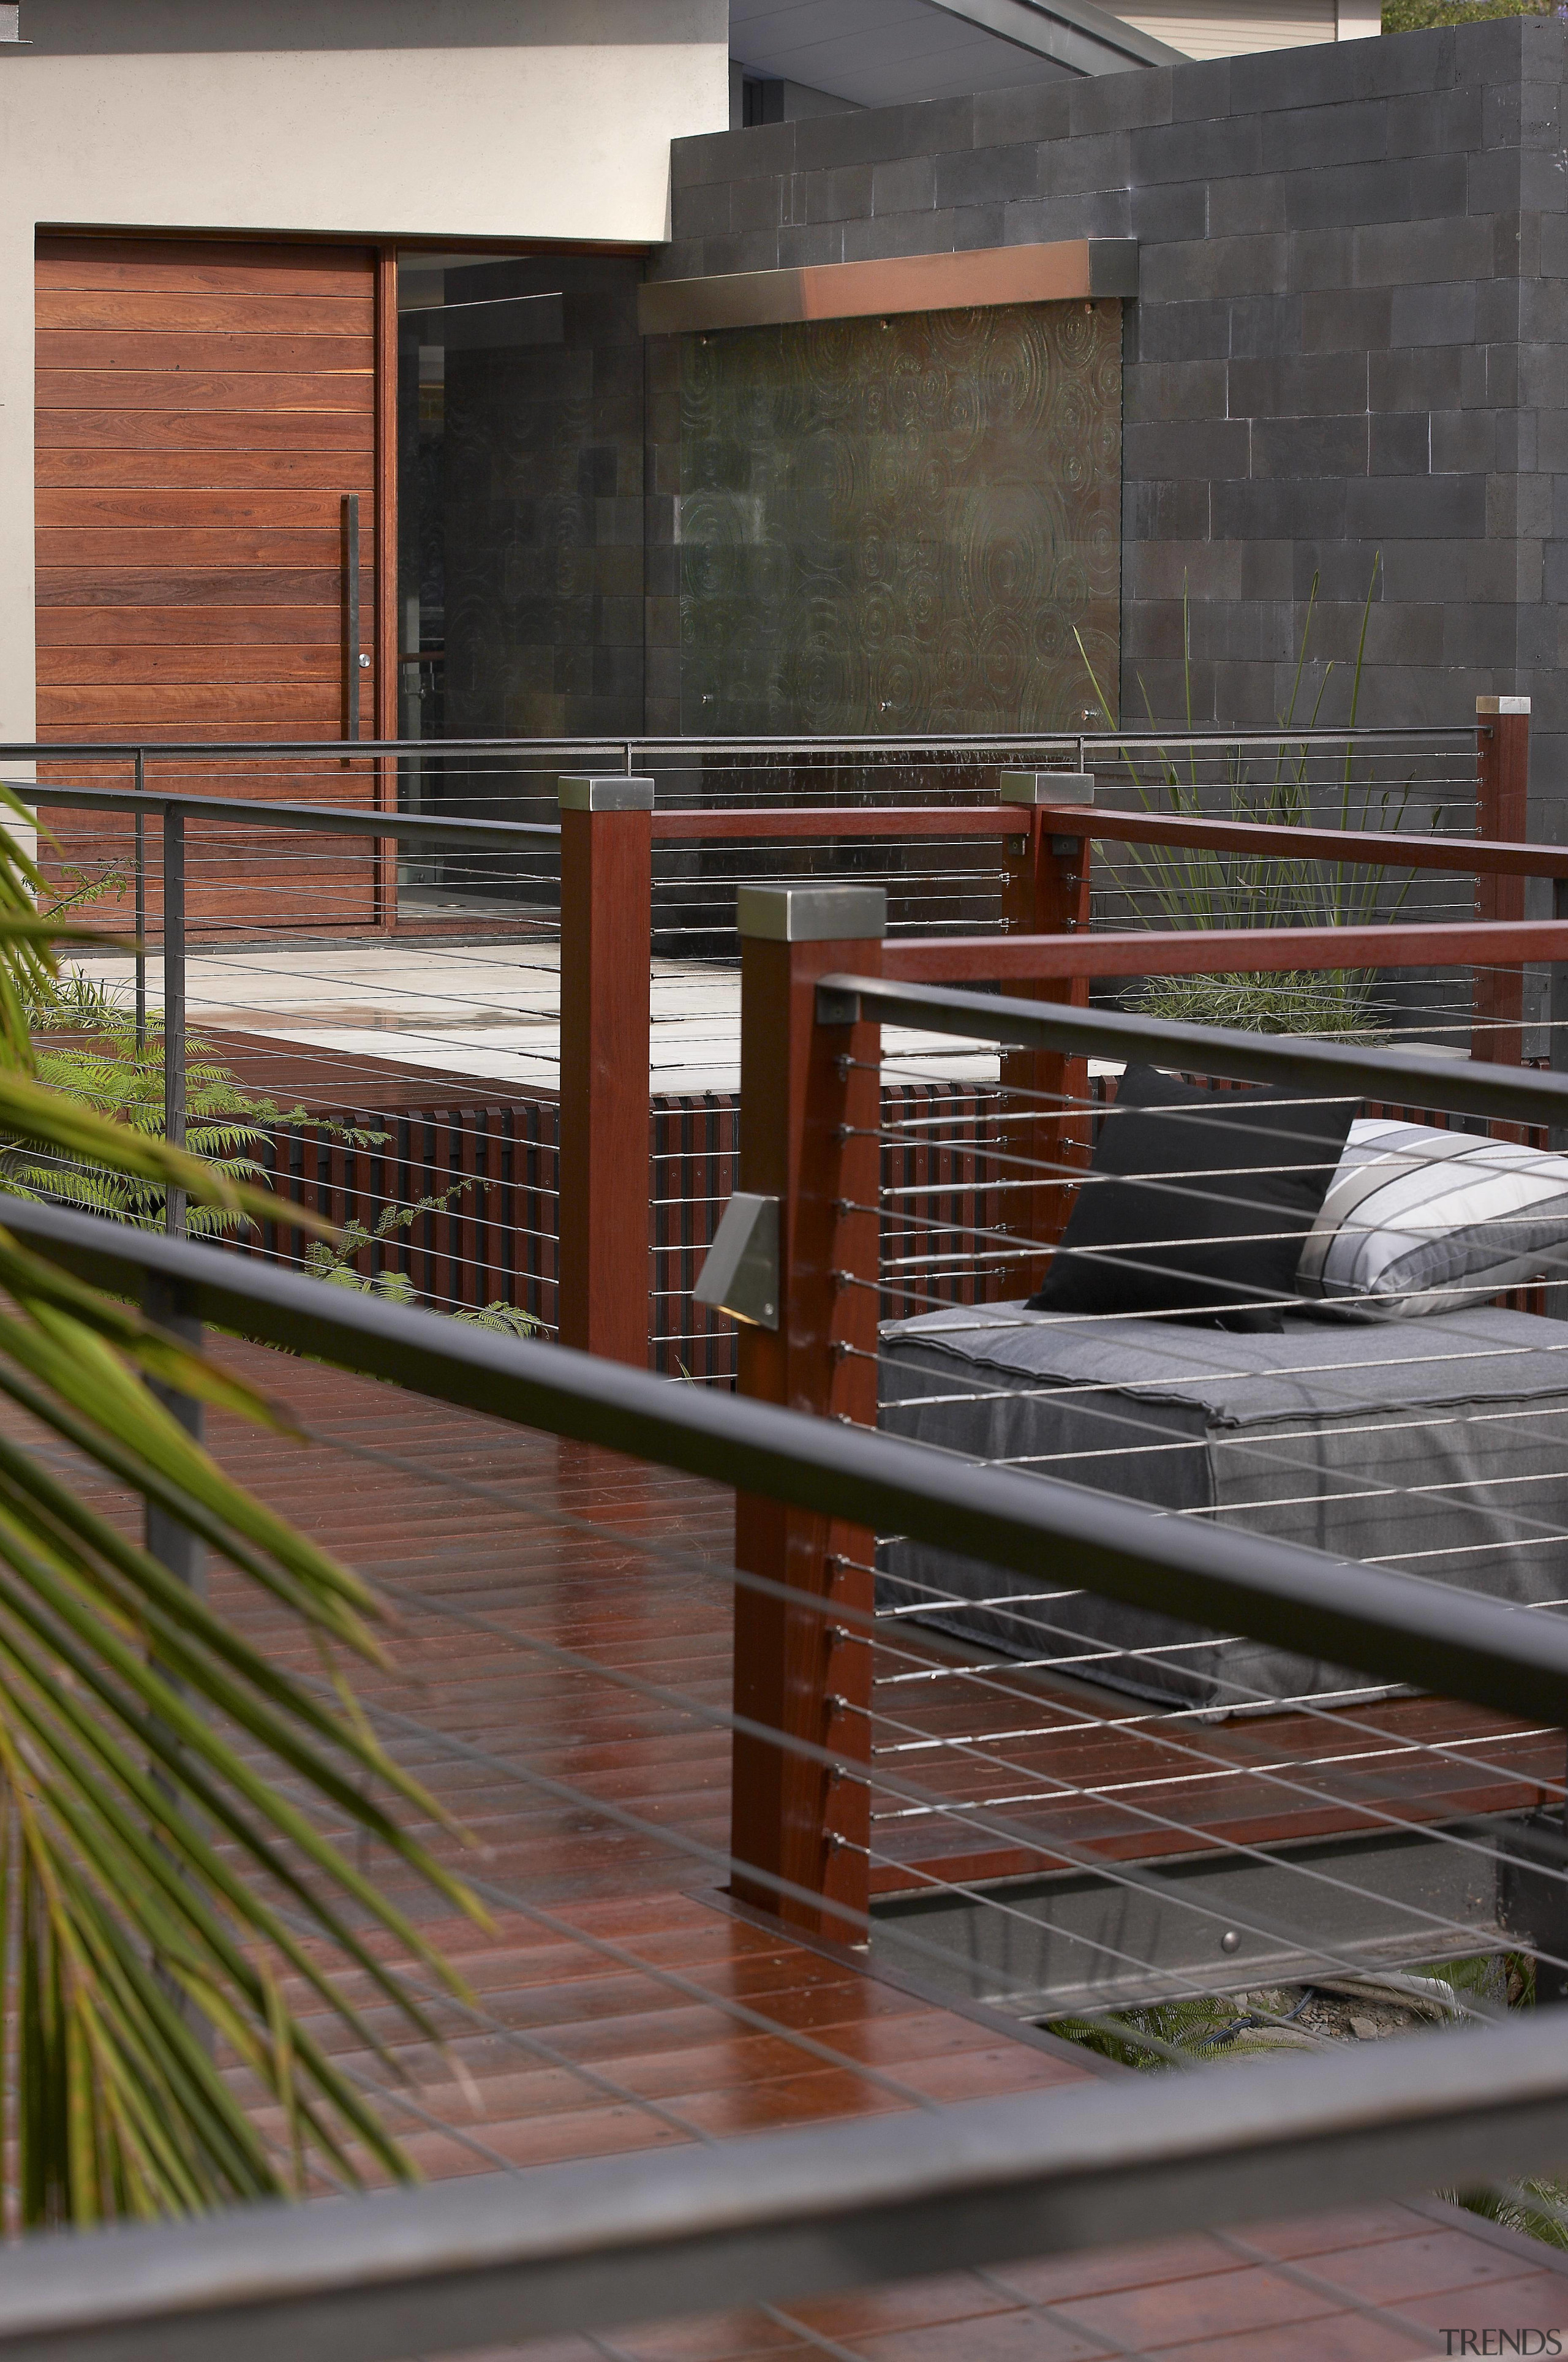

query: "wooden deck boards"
xmin=15 ymin=1338 xmax=1568 ymax=2356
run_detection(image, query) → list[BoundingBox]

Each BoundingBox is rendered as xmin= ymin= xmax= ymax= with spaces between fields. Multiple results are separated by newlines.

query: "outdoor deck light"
xmin=694 ymin=1192 xmax=780 ymax=1330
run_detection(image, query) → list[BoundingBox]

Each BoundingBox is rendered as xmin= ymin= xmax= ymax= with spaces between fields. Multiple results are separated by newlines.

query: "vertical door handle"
xmin=341 ymin=493 xmax=361 ymax=741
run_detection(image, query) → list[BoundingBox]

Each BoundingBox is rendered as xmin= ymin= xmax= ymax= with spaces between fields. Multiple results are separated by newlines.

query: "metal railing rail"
xmin=831 ymin=967 xmax=1568 ymax=1125
xmin=0 ymin=1199 xmax=1564 ymax=2356
xmin=0 ymin=727 xmax=1478 ymax=760
xmin=0 ymin=2021 xmax=1564 ymax=2362
xmin=8 ymin=1193 xmax=1566 ymax=1722
xmin=16 ymin=780 xmax=560 ymax=855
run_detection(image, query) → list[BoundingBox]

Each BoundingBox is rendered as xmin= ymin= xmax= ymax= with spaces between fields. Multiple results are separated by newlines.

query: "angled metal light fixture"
xmin=695 ymin=1193 xmax=780 ymax=1330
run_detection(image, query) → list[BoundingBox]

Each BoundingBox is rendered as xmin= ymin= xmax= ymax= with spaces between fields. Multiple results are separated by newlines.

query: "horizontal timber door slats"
xmin=34 ymin=232 xmax=378 ymax=926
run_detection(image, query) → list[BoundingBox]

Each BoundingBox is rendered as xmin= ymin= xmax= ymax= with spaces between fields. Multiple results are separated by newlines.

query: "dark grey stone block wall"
xmin=651 ymin=19 xmax=1568 ymax=827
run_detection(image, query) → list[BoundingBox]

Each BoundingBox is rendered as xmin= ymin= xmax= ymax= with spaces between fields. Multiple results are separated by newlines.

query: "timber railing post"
xmin=557 ymin=774 xmax=654 ymax=1364
xmin=1474 ymin=695 xmax=1530 ymax=1068
xmin=998 ymin=771 xmax=1095 ymax=1296
xmin=730 ymin=883 xmax=885 ymax=1945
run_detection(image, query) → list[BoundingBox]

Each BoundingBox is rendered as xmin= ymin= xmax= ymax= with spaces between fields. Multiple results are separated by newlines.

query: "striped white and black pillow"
xmin=1297 ymin=1117 xmax=1568 ymax=1316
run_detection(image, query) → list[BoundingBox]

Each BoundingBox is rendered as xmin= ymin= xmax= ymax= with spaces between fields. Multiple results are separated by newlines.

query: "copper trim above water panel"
xmin=637 ymin=237 xmax=1137 ymax=336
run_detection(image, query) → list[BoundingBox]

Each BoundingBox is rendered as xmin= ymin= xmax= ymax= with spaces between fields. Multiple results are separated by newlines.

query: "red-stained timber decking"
xmin=21 ymin=1344 xmax=1568 ymax=2360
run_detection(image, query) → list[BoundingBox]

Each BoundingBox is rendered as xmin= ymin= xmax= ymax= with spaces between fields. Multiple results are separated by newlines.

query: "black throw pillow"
xmin=1027 ymin=1065 xmax=1358 ymax=1331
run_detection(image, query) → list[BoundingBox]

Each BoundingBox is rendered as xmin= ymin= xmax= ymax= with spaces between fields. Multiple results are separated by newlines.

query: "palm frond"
xmin=0 ymin=800 xmax=482 ymax=2225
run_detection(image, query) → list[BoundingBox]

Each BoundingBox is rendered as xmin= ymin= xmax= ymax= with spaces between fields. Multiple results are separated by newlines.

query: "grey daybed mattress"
xmin=877 ymin=1302 xmax=1568 ymax=1711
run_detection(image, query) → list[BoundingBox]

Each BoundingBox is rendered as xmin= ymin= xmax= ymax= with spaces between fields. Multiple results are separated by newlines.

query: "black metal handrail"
xmin=7 ymin=1196 xmax=1568 ymax=1726
xmin=5 ymin=779 xmax=559 ymax=852
xmin=820 ymin=972 xmax=1568 ymax=1128
xmin=0 ymin=726 xmax=1477 ymax=761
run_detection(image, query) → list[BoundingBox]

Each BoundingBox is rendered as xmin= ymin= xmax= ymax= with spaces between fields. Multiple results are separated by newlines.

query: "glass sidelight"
xmin=396 ymin=250 xmax=646 ymax=747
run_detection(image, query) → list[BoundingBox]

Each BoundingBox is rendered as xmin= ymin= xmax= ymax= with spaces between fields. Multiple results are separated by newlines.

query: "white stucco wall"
xmin=0 ymin=0 xmax=730 ymax=738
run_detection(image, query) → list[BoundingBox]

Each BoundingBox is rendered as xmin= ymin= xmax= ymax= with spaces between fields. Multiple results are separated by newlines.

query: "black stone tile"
xmin=673 ymin=122 xmax=794 ymax=188
xmin=792 ymin=105 xmax=937 ymax=172
xmin=1134 ymin=295 xmax=1231 ymax=362
xmin=1125 ymin=417 xmax=1251 ymax=478
xmin=1140 ymin=230 xmax=1288 ymax=304
xmin=1037 ymin=128 xmax=1132 ymax=196
xmin=1206 ymin=171 xmax=1287 ymax=238
xmin=1065 ymin=66 xmax=1175 ymax=137
xmin=1126 ymin=357 xmax=1229 ymax=422
xmin=1300 ymin=287 xmax=1393 ymax=353
xmin=1130 ymin=179 xmax=1208 ymax=242
xmin=1136 ymin=111 xmax=1262 ymax=186
xmin=1228 ymin=350 xmax=1368 ymax=417
xmin=1369 ymin=412 xmax=1433 ymax=475
xmin=674 ymin=181 xmax=731 ymax=241
xmin=1251 ymin=413 xmax=1370 ymax=478
xmin=805 ymin=164 xmax=875 ymax=224
xmin=1385 ymin=84 xmax=1484 ymax=160
xmin=1227 ymin=292 xmax=1302 ymax=359
xmin=1370 ymin=343 xmax=1464 ymax=411
xmin=698 ymin=230 xmax=780 ymax=275
xmin=1345 ymin=473 xmax=1487 ymax=538
xmin=1003 ymin=189 xmax=1132 ymax=240
xmin=1126 ymin=477 xmax=1210 ymax=539
xmin=971 ymin=81 xmax=1074 ymax=147
xmin=1351 ymin=21 xmax=1455 ymax=98
xmin=729 ymin=176 xmax=785 ymax=234
xmin=777 ymin=222 xmax=845 ymax=266
xmin=934 ymin=142 xmax=1038 ymax=209
xmin=951 ymin=202 xmax=1008 ymax=248
xmin=839 ymin=210 xmax=957 ymax=262
xmin=872 ymin=153 xmax=936 ymax=214
xmin=1272 ymin=96 xmax=1390 ymax=173
xmin=1210 ymin=477 xmax=1349 ymax=538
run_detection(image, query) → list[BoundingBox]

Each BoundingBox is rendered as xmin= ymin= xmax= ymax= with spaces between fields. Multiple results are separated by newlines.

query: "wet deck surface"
xmin=27 ymin=1340 xmax=1568 ymax=2358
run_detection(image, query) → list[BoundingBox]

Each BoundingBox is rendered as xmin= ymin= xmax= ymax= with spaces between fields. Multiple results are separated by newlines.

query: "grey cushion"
xmin=878 ymin=1300 xmax=1568 ymax=1711
xmin=1298 ymin=1118 xmax=1568 ymax=1316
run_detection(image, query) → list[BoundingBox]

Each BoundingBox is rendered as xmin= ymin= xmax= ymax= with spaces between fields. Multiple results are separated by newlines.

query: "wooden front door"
xmin=34 ymin=233 xmax=385 ymax=930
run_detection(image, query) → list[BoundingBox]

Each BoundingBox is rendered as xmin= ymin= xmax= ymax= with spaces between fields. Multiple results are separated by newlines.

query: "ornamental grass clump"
xmin=1078 ymin=557 xmax=1444 ymax=1039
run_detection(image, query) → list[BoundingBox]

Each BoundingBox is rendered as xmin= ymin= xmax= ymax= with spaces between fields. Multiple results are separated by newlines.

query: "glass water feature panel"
xmin=677 ymin=300 xmax=1121 ymax=737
